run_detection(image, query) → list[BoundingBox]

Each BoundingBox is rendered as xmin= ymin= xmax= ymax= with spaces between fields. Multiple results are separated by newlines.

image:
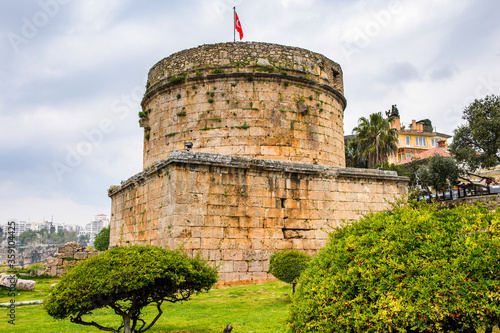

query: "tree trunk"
xmin=123 ymin=315 xmax=131 ymax=333
xmin=292 ymin=283 xmax=296 ymax=294
xmin=484 ymin=327 xmax=493 ymax=333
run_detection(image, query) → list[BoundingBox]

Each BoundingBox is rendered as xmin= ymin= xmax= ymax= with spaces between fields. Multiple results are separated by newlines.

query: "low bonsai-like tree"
xmin=45 ymin=245 xmax=218 ymax=333
xmin=268 ymin=250 xmax=310 ymax=293
xmin=289 ymin=202 xmax=500 ymax=333
xmin=93 ymin=226 xmax=110 ymax=251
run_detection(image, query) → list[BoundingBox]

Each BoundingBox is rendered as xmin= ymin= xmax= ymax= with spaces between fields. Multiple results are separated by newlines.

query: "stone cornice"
xmin=109 ymin=151 xmax=409 ymax=196
xmin=141 ymin=71 xmax=347 ymax=110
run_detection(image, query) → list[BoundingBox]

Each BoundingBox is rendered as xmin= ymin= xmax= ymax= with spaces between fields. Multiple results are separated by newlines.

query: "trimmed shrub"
xmin=288 ymin=202 xmax=500 ymax=333
xmin=45 ymin=245 xmax=218 ymax=333
xmin=268 ymin=250 xmax=310 ymax=293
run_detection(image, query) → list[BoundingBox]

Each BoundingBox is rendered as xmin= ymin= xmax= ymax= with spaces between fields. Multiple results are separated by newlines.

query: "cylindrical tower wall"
xmin=140 ymin=42 xmax=347 ymax=169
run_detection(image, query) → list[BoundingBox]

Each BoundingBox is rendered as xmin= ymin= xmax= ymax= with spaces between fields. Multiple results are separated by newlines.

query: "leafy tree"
xmin=351 ymin=112 xmax=398 ymax=168
xmin=19 ymin=229 xmax=38 ymax=245
xmin=345 ymin=138 xmax=368 ymax=168
xmin=37 ymin=227 xmax=49 ymax=243
xmin=288 ymin=202 xmax=500 ymax=333
xmin=45 ymin=245 xmax=218 ymax=333
xmin=78 ymin=233 xmax=90 ymax=247
xmin=48 ymin=229 xmax=65 ymax=244
xmin=379 ymin=160 xmax=427 ymax=189
xmin=449 ymin=95 xmax=500 ymax=171
xmin=65 ymin=230 xmax=78 ymax=243
xmin=94 ymin=227 xmax=110 ymax=251
xmin=268 ymin=250 xmax=310 ymax=294
xmin=416 ymin=154 xmax=459 ymax=193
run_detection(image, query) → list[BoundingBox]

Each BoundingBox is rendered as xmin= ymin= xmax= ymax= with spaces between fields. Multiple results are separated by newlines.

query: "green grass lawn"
xmin=1 ymin=276 xmax=60 ymax=303
xmin=1 ymin=277 xmax=292 ymax=333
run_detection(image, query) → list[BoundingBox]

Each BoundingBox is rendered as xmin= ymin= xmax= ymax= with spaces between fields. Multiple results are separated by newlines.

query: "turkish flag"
xmin=235 ymin=11 xmax=243 ymax=40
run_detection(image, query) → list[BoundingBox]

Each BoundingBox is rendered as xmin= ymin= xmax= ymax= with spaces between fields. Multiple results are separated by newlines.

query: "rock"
xmin=0 ymin=300 xmax=43 ymax=307
xmin=35 ymin=269 xmax=46 ymax=276
xmin=19 ymin=273 xmax=31 ymax=277
xmin=297 ymin=100 xmax=308 ymax=114
xmin=49 ymin=283 xmax=57 ymax=289
xmin=284 ymin=292 xmax=288 ymax=296
xmin=74 ymin=252 xmax=88 ymax=260
xmin=223 ymin=324 xmax=233 ymax=333
xmin=16 ymin=279 xmax=36 ymax=291
xmin=46 ymin=257 xmax=59 ymax=266
xmin=257 ymin=58 xmax=270 ymax=66
xmin=0 ymin=273 xmax=17 ymax=288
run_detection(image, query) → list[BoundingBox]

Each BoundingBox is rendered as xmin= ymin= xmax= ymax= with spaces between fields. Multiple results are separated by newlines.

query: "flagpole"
xmin=233 ymin=7 xmax=236 ymax=43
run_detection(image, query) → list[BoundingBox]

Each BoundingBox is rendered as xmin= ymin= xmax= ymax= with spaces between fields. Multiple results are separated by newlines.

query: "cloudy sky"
xmin=1 ymin=0 xmax=499 ymax=226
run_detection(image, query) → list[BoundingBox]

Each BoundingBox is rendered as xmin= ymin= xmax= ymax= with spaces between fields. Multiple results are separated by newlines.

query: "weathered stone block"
xmin=74 ymin=252 xmax=88 ymax=260
xmin=233 ymin=261 xmax=249 ymax=272
xmin=248 ymin=260 xmax=264 ymax=272
xmin=16 ymin=279 xmax=36 ymax=291
xmin=217 ymin=261 xmax=234 ymax=273
xmin=222 ymin=249 xmax=243 ymax=261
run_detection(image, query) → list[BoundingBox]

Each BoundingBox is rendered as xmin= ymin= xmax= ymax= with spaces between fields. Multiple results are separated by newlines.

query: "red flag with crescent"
xmin=235 ymin=11 xmax=243 ymax=40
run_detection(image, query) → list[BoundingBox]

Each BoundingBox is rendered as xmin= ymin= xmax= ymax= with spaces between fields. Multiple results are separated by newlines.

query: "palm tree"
xmin=352 ymin=112 xmax=398 ymax=168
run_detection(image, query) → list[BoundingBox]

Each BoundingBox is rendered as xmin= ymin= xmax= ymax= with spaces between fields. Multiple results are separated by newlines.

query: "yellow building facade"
xmin=387 ymin=117 xmax=451 ymax=164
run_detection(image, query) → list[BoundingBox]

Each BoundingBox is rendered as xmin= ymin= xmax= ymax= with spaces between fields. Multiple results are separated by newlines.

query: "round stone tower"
xmin=140 ymin=42 xmax=347 ymax=169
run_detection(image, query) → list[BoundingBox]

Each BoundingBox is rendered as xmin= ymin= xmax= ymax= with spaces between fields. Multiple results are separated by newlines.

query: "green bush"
xmin=288 ymin=202 xmax=500 ymax=332
xmin=45 ymin=245 xmax=218 ymax=333
xmin=93 ymin=226 xmax=110 ymax=251
xmin=268 ymin=250 xmax=310 ymax=293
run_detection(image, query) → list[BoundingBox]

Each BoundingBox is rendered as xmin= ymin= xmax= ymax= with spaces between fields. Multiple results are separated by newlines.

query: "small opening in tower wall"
xmin=280 ymin=198 xmax=286 ymax=208
xmin=332 ymin=68 xmax=340 ymax=78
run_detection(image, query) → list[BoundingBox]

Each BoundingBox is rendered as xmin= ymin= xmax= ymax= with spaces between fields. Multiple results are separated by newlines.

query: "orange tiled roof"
xmin=396 ymin=147 xmax=451 ymax=165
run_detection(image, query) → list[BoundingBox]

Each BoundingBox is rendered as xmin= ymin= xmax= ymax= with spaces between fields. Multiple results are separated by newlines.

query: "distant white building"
xmin=83 ymin=214 xmax=109 ymax=247
xmin=85 ymin=215 xmax=109 ymax=234
xmin=8 ymin=220 xmax=33 ymax=236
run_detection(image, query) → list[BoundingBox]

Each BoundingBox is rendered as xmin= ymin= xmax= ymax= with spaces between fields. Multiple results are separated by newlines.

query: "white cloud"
xmin=280 ymin=0 xmax=315 ymax=8
xmin=73 ymin=0 xmax=130 ymax=32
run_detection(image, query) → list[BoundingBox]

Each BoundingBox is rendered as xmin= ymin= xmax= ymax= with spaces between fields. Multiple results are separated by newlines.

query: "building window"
xmin=405 ymin=153 xmax=415 ymax=160
xmin=415 ymin=136 xmax=427 ymax=147
xmin=406 ymin=136 xmax=411 ymax=147
xmin=431 ymin=138 xmax=439 ymax=147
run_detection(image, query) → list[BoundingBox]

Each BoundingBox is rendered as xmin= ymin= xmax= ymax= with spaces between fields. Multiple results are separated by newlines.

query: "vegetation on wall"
xmin=419 ymin=118 xmax=433 ymax=132
xmin=167 ymin=73 xmax=186 ymax=84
